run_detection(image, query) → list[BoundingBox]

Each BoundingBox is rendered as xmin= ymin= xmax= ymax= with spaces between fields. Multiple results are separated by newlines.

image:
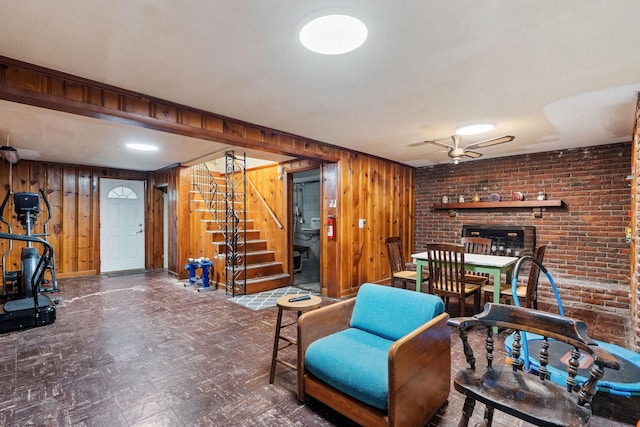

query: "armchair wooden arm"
xmin=388 ymin=312 xmax=451 ymax=426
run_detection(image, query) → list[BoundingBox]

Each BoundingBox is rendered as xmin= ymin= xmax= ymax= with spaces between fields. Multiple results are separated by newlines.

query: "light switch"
xmin=359 ymin=218 xmax=366 ymax=228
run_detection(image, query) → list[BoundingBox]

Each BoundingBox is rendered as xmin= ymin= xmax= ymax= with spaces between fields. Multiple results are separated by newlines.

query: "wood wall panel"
xmin=331 ymin=154 xmax=415 ymax=298
xmin=76 ymin=168 xmax=93 ymax=273
xmin=246 ymin=165 xmax=287 ymax=265
xmin=0 ymin=160 xmax=164 ymax=279
xmin=61 ymin=166 xmax=78 ymax=274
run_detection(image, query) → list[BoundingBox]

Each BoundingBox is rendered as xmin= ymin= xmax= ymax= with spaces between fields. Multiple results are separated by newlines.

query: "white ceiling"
xmin=0 ymin=1 xmax=639 ymax=171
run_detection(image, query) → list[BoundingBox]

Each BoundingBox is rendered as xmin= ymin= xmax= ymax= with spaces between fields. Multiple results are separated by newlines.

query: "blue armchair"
xmin=297 ymin=283 xmax=451 ymax=427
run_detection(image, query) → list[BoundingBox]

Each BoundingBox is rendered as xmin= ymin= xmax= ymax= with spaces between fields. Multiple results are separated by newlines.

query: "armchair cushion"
xmin=350 ymin=283 xmax=445 ymax=341
xmin=305 ymin=328 xmax=393 ymax=410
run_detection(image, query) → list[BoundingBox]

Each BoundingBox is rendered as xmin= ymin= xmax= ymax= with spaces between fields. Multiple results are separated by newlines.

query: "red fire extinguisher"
xmin=327 ymin=215 xmax=336 ymax=240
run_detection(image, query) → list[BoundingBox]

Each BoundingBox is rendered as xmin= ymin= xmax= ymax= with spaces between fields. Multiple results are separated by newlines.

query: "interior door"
xmin=100 ymin=178 xmax=145 ymax=272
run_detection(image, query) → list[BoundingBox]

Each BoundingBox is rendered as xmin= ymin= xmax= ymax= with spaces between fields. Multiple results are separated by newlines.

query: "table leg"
xmin=492 ymin=269 xmax=501 ymax=305
xmin=416 ymin=261 xmax=424 ymax=292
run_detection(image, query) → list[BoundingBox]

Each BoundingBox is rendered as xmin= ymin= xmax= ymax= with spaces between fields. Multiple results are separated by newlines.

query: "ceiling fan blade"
xmin=464 ymin=135 xmax=514 ymax=150
xmin=407 ymin=141 xmax=428 ymax=147
xmin=408 ymin=134 xmax=456 ymax=147
xmin=464 ymin=151 xmax=483 ymax=158
xmin=426 ymin=139 xmax=455 ymax=149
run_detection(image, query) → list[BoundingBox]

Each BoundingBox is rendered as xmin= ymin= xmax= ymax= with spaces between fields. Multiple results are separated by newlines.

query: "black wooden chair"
xmin=447 ymin=303 xmax=620 ymax=427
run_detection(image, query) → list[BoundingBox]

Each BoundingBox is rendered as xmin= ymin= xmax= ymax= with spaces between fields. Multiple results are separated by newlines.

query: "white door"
xmin=100 ymin=178 xmax=145 ymax=272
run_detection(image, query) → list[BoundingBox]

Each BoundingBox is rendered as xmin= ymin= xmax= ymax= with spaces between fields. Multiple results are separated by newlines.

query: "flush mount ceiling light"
xmin=455 ymin=123 xmax=495 ymax=136
xmin=299 ymin=14 xmax=368 ymax=55
xmin=126 ymin=143 xmax=158 ymax=151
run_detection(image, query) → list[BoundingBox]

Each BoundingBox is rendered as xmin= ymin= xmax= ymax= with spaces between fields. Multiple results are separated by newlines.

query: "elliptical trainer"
xmin=0 ymin=190 xmax=57 ymax=332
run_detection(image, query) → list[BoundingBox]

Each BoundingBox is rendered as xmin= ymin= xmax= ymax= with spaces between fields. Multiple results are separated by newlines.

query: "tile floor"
xmin=293 ymin=258 xmax=320 ymax=293
xmin=0 ymin=271 xmax=636 ymax=426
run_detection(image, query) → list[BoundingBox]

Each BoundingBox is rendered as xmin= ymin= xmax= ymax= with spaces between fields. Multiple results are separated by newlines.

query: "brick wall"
xmin=415 ymin=142 xmax=632 ymax=315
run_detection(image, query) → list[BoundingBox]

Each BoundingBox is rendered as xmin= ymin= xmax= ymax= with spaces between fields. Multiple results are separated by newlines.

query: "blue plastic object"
xmin=200 ymin=259 xmax=212 ymax=288
xmin=184 ymin=258 xmax=200 ymax=284
xmin=506 ymin=256 xmax=640 ymax=397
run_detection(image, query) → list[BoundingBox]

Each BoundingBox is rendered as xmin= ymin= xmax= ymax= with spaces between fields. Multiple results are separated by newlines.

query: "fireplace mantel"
xmin=433 ymin=199 xmax=564 ymax=218
xmin=433 ymin=200 xmax=564 ymax=210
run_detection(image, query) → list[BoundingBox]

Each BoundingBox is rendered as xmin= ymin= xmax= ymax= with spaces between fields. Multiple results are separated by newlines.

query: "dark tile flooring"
xmin=293 ymin=258 xmax=320 ymax=293
xmin=0 ymin=271 xmax=637 ymax=426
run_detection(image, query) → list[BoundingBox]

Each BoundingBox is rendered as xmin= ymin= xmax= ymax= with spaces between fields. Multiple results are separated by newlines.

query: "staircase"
xmin=190 ymin=158 xmax=290 ymax=295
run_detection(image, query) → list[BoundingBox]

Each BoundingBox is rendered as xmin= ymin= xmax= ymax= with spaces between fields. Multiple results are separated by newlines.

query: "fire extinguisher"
xmin=327 ymin=215 xmax=336 ymax=240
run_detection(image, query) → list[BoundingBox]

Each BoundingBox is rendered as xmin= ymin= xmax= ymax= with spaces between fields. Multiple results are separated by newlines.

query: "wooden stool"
xmin=269 ymin=294 xmax=322 ymax=384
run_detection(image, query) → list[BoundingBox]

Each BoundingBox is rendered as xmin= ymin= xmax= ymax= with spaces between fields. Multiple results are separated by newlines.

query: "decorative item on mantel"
xmin=441 ymin=195 xmax=449 ymax=204
xmin=488 ymin=193 xmax=501 ymax=202
xmin=536 ymin=191 xmax=546 ymax=201
xmin=458 ymin=195 xmax=465 ymax=203
xmin=512 ymin=192 xmax=524 ymax=201
xmin=472 ymin=193 xmax=481 ymax=202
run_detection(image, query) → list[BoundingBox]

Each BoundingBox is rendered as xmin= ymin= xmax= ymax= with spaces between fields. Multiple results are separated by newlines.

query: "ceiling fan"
xmin=411 ymin=134 xmax=515 ymax=164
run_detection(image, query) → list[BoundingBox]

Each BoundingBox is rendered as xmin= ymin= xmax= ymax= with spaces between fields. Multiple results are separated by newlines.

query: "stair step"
xmin=245 ymin=273 xmax=290 ymax=284
xmin=202 ymin=219 xmax=254 ymax=231
xmin=206 ymin=230 xmax=261 ymax=242
xmin=223 ymin=250 xmax=276 ymax=263
xmin=227 ymin=261 xmax=284 ymax=279
xmin=212 ymin=240 xmax=267 ymax=254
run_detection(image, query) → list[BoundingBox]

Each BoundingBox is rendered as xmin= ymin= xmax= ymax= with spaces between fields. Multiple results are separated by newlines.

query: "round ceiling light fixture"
xmin=126 ymin=143 xmax=158 ymax=151
xmin=299 ymin=14 xmax=368 ymax=55
xmin=455 ymin=123 xmax=495 ymax=136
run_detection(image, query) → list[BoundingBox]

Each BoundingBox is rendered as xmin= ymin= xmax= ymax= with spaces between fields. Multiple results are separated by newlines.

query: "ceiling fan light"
xmin=455 ymin=123 xmax=495 ymax=136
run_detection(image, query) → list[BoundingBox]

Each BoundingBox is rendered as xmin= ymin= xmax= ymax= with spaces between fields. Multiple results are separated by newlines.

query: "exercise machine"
xmin=0 ymin=190 xmax=57 ymax=332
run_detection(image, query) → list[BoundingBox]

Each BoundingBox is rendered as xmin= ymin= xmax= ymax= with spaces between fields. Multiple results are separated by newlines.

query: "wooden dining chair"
xmin=385 ymin=237 xmax=428 ymax=289
xmin=483 ymin=245 xmax=546 ymax=308
xmin=460 ymin=236 xmax=492 ymax=285
xmin=426 ymin=243 xmax=483 ymax=316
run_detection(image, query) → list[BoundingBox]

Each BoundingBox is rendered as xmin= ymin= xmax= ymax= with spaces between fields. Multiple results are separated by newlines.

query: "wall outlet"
xmin=359 ymin=218 xmax=366 ymax=228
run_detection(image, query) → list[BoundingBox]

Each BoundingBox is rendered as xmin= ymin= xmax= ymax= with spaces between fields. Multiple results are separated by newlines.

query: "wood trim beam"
xmin=0 ymin=56 xmax=342 ymax=162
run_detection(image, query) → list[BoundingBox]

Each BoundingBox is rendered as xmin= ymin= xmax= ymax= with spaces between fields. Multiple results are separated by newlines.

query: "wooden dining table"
xmin=411 ymin=251 xmax=519 ymax=304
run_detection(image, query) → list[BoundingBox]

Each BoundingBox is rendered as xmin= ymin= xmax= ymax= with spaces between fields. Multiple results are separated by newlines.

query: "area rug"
xmin=230 ymin=286 xmax=317 ymax=310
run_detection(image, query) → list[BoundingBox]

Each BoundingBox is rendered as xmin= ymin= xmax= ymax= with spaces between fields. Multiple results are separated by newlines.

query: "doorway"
xmin=99 ymin=178 xmax=146 ymax=273
xmin=292 ymin=169 xmax=321 ymax=292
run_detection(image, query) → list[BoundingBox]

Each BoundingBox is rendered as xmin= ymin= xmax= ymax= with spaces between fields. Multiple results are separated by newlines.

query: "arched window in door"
xmin=107 ymin=186 xmax=138 ymax=200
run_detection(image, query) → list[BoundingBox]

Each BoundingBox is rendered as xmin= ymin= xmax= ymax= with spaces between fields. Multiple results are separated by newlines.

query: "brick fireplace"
xmin=462 ymin=224 xmax=536 ymax=257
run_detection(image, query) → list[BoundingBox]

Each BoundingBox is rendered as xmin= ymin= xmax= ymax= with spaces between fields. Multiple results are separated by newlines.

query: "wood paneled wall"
xmin=0 ymin=160 xmax=157 ymax=277
xmin=329 ymin=153 xmax=414 ymax=297
xmin=0 ymin=156 xmax=414 ymax=298
xmin=246 ymin=165 xmax=289 ymax=271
